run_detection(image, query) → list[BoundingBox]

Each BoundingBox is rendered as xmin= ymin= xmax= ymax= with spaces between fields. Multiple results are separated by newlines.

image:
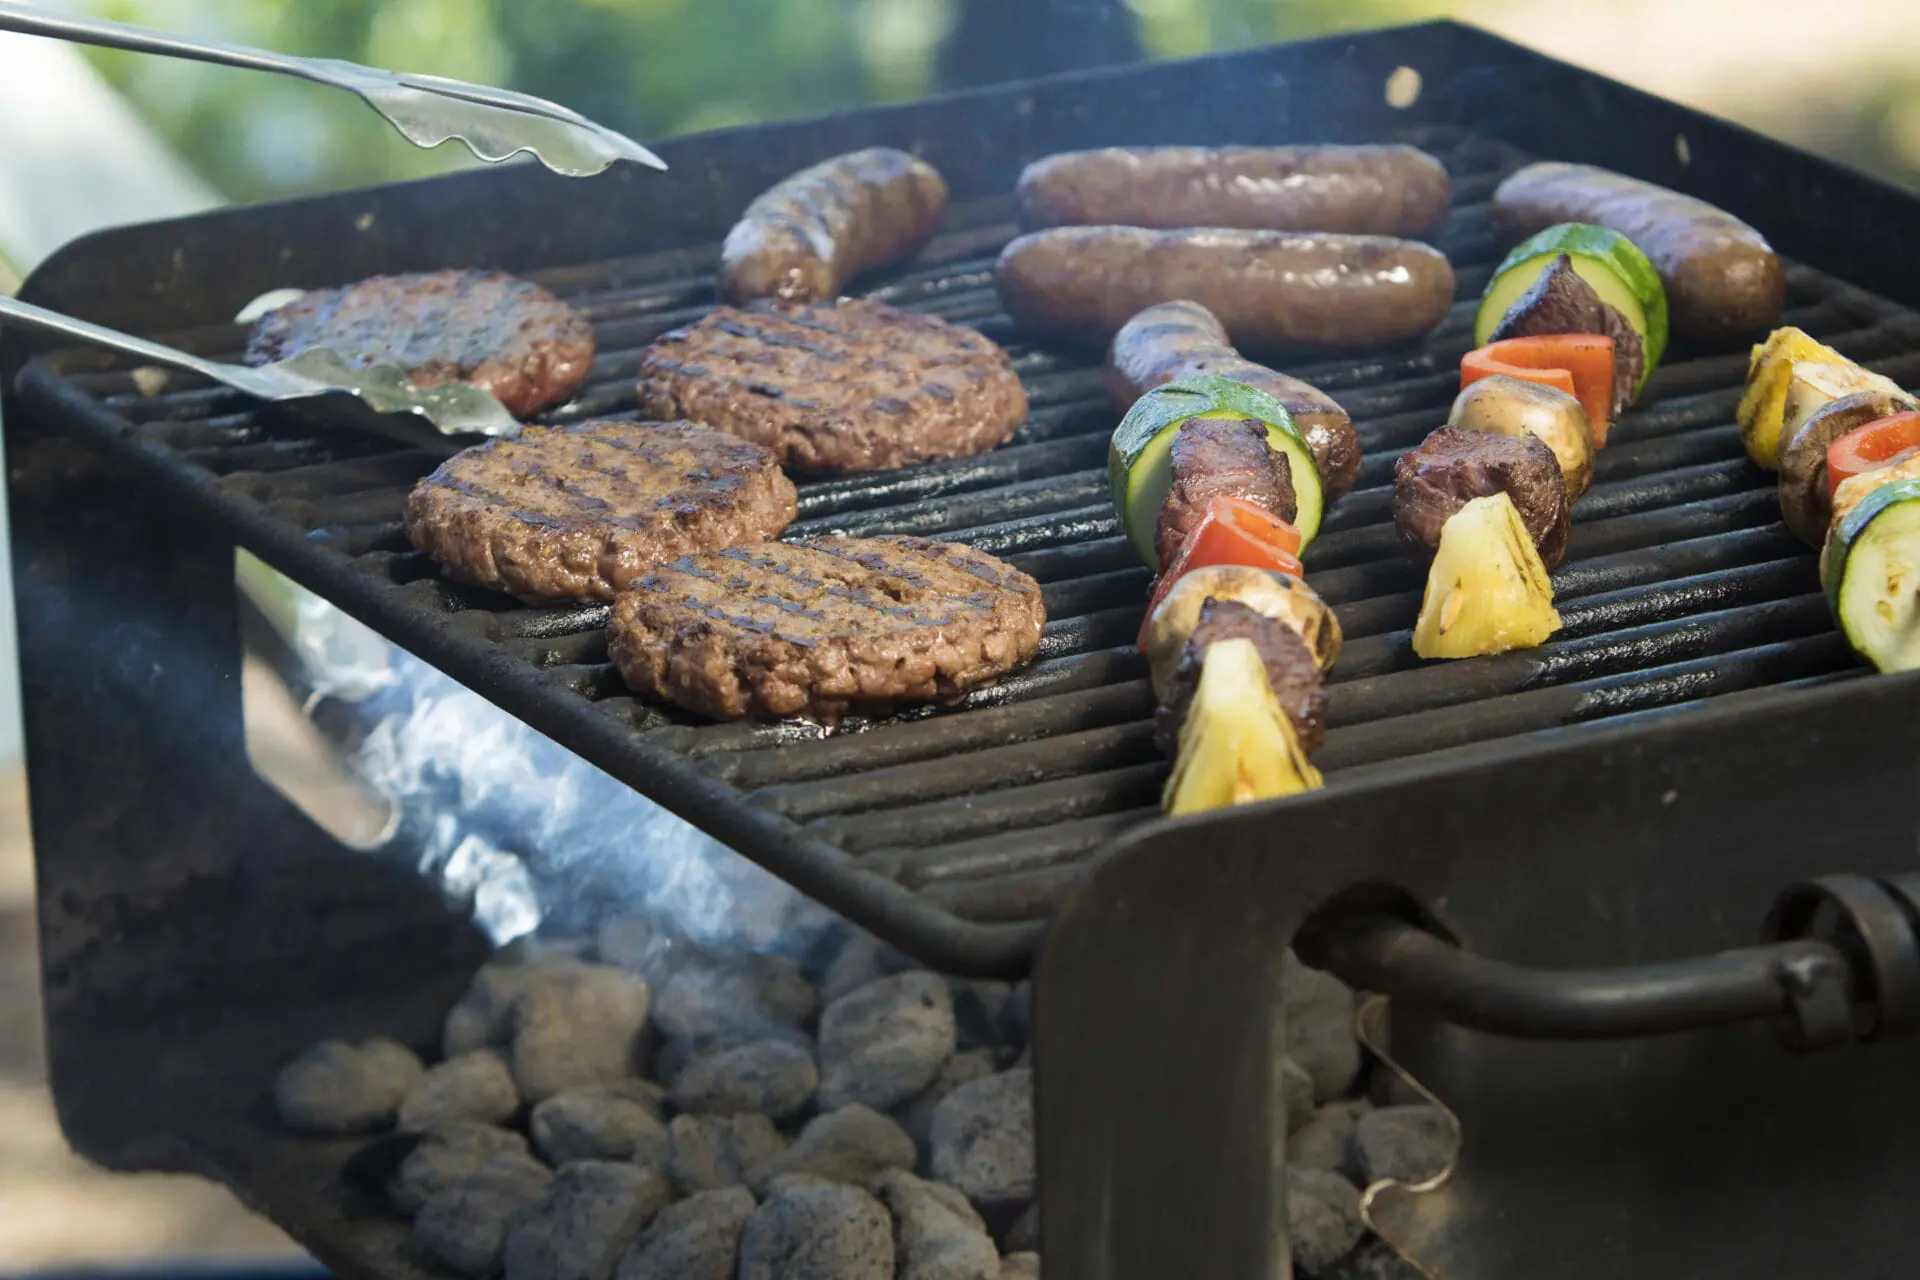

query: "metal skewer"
xmin=1 ymin=293 xmax=520 ymax=449
xmin=0 ymin=1 xmax=667 ymax=177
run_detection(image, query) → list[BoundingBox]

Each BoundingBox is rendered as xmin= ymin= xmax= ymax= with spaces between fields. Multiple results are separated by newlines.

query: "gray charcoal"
xmin=670 ymin=1040 xmax=818 ymax=1122
xmin=1002 ymin=1202 xmax=1038 ymax=1254
xmin=395 ymin=1122 xmax=532 ymax=1215
xmin=399 ymin=1049 xmax=521 ymax=1134
xmin=1000 ymin=1255 xmax=1041 ymax=1280
xmin=614 ymin=1186 xmax=756 ymax=1280
xmin=667 ymin=1112 xmax=789 ymax=1196
xmin=273 ymin=1037 xmax=423 ymax=1136
xmin=1289 ymin=1100 xmax=1371 ymax=1180
xmin=752 ymin=1104 xmax=916 ymax=1192
xmin=817 ymin=972 xmax=957 ymax=1111
xmin=875 ymin=1169 xmax=998 ymax=1280
xmin=1353 ymin=1105 xmax=1457 ymax=1186
xmin=1325 ymin=1237 xmax=1426 ymax=1279
xmin=821 ymin=932 xmax=920 ymax=1005
xmin=1288 ymin=1167 xmax=1365 ymax=1275
xmin=654 ymin=956 xmax=817 ymax=1050
xmin=896 ymin=1049 xmax=999 ymax=1159
xmin=503 ymin=1160 xmax=673 ymax=1280
xmin=531 ymin=1080 xmax=668 ymax=1167
xmin=1282 ymin=951 xmax=1361 ymax=1103
xmin=1281 ymin=1058 xmax=1316 ymax=1136
xmin=412 ymin=1152 xmax=552 ymax=1277
xmin=510 ymin=963 xmax=652 ymax=1101
xmin=930 ymin=1070 xmax=1035 ymax=1221
xmin=444 ymin=957 xmax=578 ymax=1059
xmin=737 ymin=1180 xmax=892 ymax=1280
xmin=594 ymin=911 xmax=674 ymax=980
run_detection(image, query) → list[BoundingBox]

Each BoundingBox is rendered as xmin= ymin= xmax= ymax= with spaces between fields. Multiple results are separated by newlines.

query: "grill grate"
xmin=21 ymin=124 xmax=1894 ymax=973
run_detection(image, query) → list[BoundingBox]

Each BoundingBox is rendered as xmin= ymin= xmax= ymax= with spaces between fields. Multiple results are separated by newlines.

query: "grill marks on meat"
xmin=607 ymin=536 xmax=1046 ymax=722
xmin=634 ymin=298 xmax=1028 ymax=474
xmin=405 ymin=420 xmax=797 ymax=604
xmin=1154 ymin=417 xmax=1296 ymax=567
xmin=1153 ymin=600 xmax=1327 ymax=755
xmin=245 ymin=269 xmax=595 ymax=419
xmin=1392 ymin=425 xmax=1571 ymax=567
xmin=1488 ymin=253 xmax=1645 ymax=416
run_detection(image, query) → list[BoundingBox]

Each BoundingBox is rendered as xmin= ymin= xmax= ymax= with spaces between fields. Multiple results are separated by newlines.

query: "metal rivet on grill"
xmin=1764 ymin=873 xmax=1920 ymax=1044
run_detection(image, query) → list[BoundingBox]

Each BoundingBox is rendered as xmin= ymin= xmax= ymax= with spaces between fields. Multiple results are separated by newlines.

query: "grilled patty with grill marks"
xmin=405 ymin=419 xmax=797 ymax=604
xmin=246 ymin=269 xmax=595 ymax=419
xmin=632 ymin=298 xmax=1028 ymax=474
xmin=607 ymin=535 xmax=1047 ymax=721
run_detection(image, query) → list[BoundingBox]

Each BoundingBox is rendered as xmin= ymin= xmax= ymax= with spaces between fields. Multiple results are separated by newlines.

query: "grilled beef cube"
xmin=1153 ymin=416 xmax=1297 ymax=567
xmin=1488 ymin=252 xmax=1645 ymax=416
xmin=1392 ymin=425 xmax=1571 ymax=567
xmin=1153 ymin=599 xmax=1327 ymax=756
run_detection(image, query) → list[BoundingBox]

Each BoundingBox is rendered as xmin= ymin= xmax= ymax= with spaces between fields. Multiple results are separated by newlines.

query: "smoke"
xmin=266 ymin=577 xmax=838 ymax=967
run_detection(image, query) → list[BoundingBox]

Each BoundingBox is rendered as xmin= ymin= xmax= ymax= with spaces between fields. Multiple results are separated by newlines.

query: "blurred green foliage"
xmin=75 ymin=0 xmax=1470 ymax=204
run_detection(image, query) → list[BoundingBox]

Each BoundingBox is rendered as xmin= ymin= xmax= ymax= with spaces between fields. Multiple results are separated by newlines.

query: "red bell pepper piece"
xmin=1137 ymin=496 xmax=1304 ymax=649
xmin=1462 ymin=334 xmax=1616 ymax=447
xmin=1827 ymin=411 xmax=1920 ymax=499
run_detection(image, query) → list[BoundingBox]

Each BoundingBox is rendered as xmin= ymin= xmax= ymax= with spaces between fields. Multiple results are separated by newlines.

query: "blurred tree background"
xmin=60 ymin=0 xmax=1920 ymax=207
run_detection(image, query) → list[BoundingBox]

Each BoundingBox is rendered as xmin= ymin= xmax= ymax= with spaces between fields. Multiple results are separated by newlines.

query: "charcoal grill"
xmin=10 ymin=19 xmax=1920 ymax=1280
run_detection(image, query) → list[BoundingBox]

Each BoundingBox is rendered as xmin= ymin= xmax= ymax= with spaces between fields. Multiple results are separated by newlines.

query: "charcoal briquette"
xmin=614 ymin=1186 xmax=757 ymax=1280
xmin=1353 ymin=1105 xmax=1457 ymax=1186
xmin=273 ymin=1037 xmax=424 ymax=1136
xmin=398 ymin=1048 xmax=521 ymax=1134
xmin=411 ymin=1152 xmax=553 ymax=1277
xmin=670 ymin=1039 xmax=819 ymax=1122
xmin=502 ymin=1159 xmax=673 ymax=1280
xmin=817 ymin=971 xmax=958 ymax=1111
xmin=751 ymin=1104 xmax=917 ymax=1192
xmin=737 ymin=1180 xmax=893 ymax=1280
xmin=1287 ymin=1166 xmax=1366 ymax=1275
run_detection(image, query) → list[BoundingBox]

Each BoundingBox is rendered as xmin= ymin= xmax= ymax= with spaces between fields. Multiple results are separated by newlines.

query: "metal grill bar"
xmin=13 ymin=125 xmax=1902 ymax=974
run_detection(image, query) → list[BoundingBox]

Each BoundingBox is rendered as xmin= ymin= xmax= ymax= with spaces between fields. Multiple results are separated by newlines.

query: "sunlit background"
xmin=4 ymin=0 xmax=1920 ymax=1268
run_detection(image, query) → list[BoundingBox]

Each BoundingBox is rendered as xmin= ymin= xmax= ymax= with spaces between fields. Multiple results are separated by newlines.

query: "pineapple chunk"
xmin=1162 ymin=638 xmax=1322 ymax=816
xmin=1779 ymin=360 xmax=1914 ymax=448
xmin=1736 ymin=327 xmax=1846 ymax=471
xmin=1412 ymin=492 xmax=1562 ymax=660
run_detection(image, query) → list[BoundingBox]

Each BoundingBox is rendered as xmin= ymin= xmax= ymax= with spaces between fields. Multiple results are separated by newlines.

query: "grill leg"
xmin=8 ymin=402 xmax=485 ymax=1178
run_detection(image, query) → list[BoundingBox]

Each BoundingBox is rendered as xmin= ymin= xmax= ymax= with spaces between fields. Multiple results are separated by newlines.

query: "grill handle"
xmin=1309 ymin=873 xmax=1920 ymax=1050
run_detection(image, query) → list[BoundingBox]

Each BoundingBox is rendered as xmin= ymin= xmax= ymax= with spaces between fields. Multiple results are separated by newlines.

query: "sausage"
xmin=719 ymin=148 xmax=948 ymax=305
xmin=1106 ymin=300 xmax=1362 ymax=500
xmin=1490 ymin=162 xmax=1784 ymax=349
xmin=1017 ymin=145 xmax=1452 ymax=237
xmin=997 ymin=226 xmax=1456 ymax=353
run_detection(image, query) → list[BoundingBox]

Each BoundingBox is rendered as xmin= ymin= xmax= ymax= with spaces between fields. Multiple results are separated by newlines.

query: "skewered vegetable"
xmin=1412 ymin=492 xmax=1562 ymax=660
xmin=1474 ymin=222 xmax=1668 ymax=394
xmin=1822 ymin=476 xmax=1920 ymax=673
xmin=1461 ymin=335 xmax=1617 ymax=446
xmin=1736 ymin=327 xmax=1846 ymax=470
xmin=1777 ymin=390 xmax=1917 ymax=547
xmin=1108 ymin=374 xmax=1322 ymax=567
xmin=1826 ymin=411 xmax=1920 ymax=499
xmin=1483 ymin=254 xmax=1644 ymax=416
xmin=1153 ymin=598 xmax=1328 ymax=755
xmin=1141 ymin=565 xmax=1341 ymax=697
xmin=1832 ymin=454 xmax=1920 ymax=532
xmin=1446 ymin=374 xmax=1596 ymax=501
xmin=1138 ymin=497 xmax=1303 ymax=648
xmin=1162 ymin=637 xmax=1322 ymax=816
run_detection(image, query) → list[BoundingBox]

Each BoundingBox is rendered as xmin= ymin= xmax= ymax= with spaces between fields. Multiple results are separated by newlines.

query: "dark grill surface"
xmin=30 ymin=125 xmax=1894 ymax=972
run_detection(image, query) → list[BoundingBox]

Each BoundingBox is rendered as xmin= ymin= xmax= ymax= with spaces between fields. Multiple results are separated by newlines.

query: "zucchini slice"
xmin=1823 ymin=476 xmax=1920 ymax=673
xmin=1475 ymin=223 xmax=1668 ymax=393
xmin=1108 ymin=374 xmax=1322 ymax=569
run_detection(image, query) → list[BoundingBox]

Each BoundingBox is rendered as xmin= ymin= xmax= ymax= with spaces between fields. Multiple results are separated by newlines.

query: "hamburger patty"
xmin=632 ymin=298 xmax=1027 ymax=473
xmin=405 ymin=419 xmax=797 ymax=604
xmin=607 ymin=535 xmax=1047 ymax=721
xmin=246 ymin=269 xmax=596 ymax=418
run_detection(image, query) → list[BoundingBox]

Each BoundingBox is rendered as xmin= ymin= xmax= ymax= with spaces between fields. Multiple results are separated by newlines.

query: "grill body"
xmin=8 ymin=20 xmax=1920 ymax=1280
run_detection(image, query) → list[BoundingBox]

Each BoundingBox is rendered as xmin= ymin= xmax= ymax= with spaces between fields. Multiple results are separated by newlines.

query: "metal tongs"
xmin=0 ymin=1 xmax=666 ymax=177
xmin=2 ymin=293 xmax=519 ymax=450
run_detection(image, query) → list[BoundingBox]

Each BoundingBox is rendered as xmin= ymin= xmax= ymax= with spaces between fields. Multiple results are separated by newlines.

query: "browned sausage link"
xmin=1105 ymin=300 xmax=1362 ymax=501
xmin=1018 ymin=145 xmax=1453 ymax=238
xmin=1490 ymin=162 xmax=1784 ymax=349
xmin=720 ymin=148 xmax=949 ymax=305
xmin=999 ymin=226 xmax=1455 ymax=352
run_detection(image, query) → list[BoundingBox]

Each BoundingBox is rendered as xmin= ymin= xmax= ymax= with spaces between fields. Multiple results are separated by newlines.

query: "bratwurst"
xmin=719 ymin=147 xmax=948 ymax=305
xmin=1017 ymin=144 xmax=1452 ymax=237
xmin=1491 ymin=162 xmax=1784 ymax=348
xmin=997 ymin=226 xmax=1455 ymax=351
xmin=1107 ymin=300 xmax=1363 ymax=501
